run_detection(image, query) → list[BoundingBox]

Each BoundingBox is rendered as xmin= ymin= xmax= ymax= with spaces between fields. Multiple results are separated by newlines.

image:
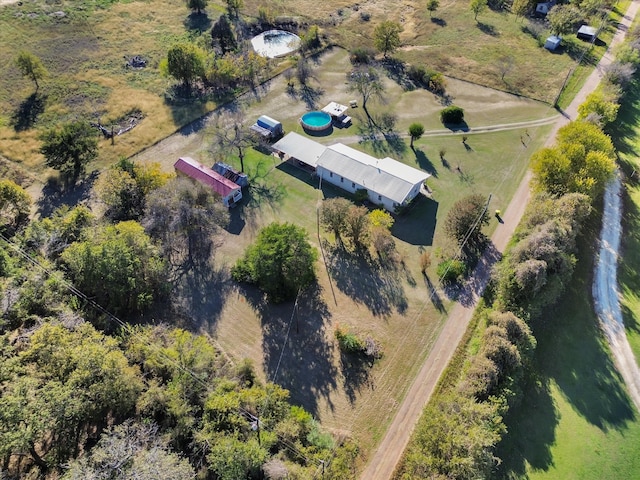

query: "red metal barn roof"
xmin=174 ymin=157 xmax=240 ymax=198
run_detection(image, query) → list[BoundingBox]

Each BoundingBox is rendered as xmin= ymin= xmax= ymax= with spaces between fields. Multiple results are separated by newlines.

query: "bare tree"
xmin=347 ymin=67 xmax=384 ymax=119
xmin=211 ymin=109 xmax=259 ymax=172
xmin=495 ymin=55 xmax=515 ymax=82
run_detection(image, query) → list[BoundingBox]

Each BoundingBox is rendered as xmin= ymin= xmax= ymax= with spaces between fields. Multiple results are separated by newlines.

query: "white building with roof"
xmin=272 ymin=133 xmax=430 ymax=211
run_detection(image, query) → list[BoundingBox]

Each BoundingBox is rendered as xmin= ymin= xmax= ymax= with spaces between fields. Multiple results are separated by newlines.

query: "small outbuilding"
xmin=250 ymin=115 xmax=283 ymax=141
xmin=577 ymin=25 xmax=598 ymax=42
xmin=535 ymin=2 xmax=553 ymax=15
xmin=174 ymin=157 xmax=242 ymax=208
xmin=544 ymin=35 xmax=562 ymax=51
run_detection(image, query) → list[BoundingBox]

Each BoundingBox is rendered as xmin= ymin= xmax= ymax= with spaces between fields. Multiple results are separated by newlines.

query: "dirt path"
xmin=360 ymin=2 xmax=640 ymax=478
xmin=593 ymin=173 xmax=640 ymax=410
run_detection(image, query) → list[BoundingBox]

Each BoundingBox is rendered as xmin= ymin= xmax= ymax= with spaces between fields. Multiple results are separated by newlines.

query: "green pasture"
xmin=612 ymin=77 xmax=640 ymax=365
xmin=494 ymin=240 xmax=640 ymax=479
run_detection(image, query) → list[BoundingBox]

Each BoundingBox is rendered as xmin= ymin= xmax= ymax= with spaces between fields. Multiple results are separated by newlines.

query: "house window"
xmin=329 ymin=172 xmax=333 ymax=178
xmin=378 ymin=195 xmax=382 ymax=201
xmin=352 ymin=182 xmax=356 ymax=188
xmin=341 ymin=177 xmax=344 ymax=183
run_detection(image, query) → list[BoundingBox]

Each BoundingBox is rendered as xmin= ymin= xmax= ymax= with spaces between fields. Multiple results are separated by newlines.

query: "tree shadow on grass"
xmin=493 ymin=378 xmax=558 ymax=478
xmin=423 ymin=274 xmax=446 ymax=313
xmin=170 ymin=264 xmax=231 ymax=332
xmin=183 ymin=12 xmax=212 ymax=33
xmin=243 ymin=284 xmax=338 ymax=417
xmin=476 ymin=22 xmax=499 ymax=36
xmin=300 ymin=84 xmax=325 ymax=111
xmin=36 ymin=171 xmax=99 ymax=218
xmin=414 ymin=148 xmax=438 ymax=177
xmin=325 ymin=243 xmax=408 ymax=316
xmin=619 ymin=188 xmax=640 ymax=334
xmin=340 ymin=351 xmax=374 ymax=405
xmin=611 ymin=80 xmax=640 ymax=158
xmin=392 ymin=195 xmax=438 ymax=246
xmin=12 ymin=92 xmax=46 ymax=132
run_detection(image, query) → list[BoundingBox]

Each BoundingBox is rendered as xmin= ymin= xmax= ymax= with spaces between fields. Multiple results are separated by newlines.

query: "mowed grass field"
xmin=0 ymin=0 xmax=616 ymax=177
xmin=128 ymin=47 xmax=556 ymax=462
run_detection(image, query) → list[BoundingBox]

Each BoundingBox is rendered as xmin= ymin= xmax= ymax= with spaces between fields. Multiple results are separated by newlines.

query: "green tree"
xmin=470 ymin=0 xmax=488 ymax=20
xmin=211 ymin=14 xmax=236 ymax=54
xmin=408 ymin=122 xmax=425 ymax=149
xmin=166 ymin=42 xmax=206 ymax=89
xmin=547 ymin=4 xmax=581 ymax=36
xmin=440 ymin=105 xmax=465 ymax=124
xmin=232 ymin=222 xmax=317 ymax=302
xmin=0 ymin=179 xmax=31 ymax=235
xmin=444 ymin=194 xmax=489 ymax=249
xmin=320 ymin=197 xmax=353 ymax=243
xmin=345 ymin=205 xmax=371 ymax=249
xmin=21 ymin=205 xmax=94 ymax=259
xmin=208 ymin=435 xmax=267 ymax=479
xmin=226 ymin=0 xmax=242 ymax=18
xmin=427 ymin=0 xmax=440 ymax=17
xmin=0 ymin=323 xmax=141 ymax=468
xmin=511 ymin=0 xmax=530 ymax=20
xmin=532 ymin=121 xmax=615 ymax=199
xmin=577 ymin=90 xmax=620 ymax=126
xmin=94 ymin=160 xmax=172 ymax=221
xmin=61 ymin=221 xmax=167 ymax=315
xmin=373 ymin=21 xmax=403 ymax=57
xmin=39 ymin=121 xmax=98 ymax=187
xmin=15 ymin=51 xmax=47 ymax=90
xmin=186 ymin=0 xmax=207 ymax=14
xmin=368 ymin=209 xmax=394 ymax=230
xmin=401 ymin=394 xmax=504 ymax=479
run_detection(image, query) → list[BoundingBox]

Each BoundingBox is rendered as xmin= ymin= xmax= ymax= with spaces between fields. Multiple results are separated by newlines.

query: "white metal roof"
xmin=271 ymin=132 xmax=327 ymax=167
xmin=322 ymin=102 xmax=348 ymax=117
xmin=318 ymin=143 xmax=430 ymax=204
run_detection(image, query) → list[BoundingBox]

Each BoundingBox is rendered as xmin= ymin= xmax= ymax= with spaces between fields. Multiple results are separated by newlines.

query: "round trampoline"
xmin=251 ymin=30 xmax=301 ymax=58
xmin=300 ymin=111 xmax=332 ymax=132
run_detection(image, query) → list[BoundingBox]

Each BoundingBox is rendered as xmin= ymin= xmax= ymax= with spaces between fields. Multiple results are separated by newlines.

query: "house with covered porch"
xmin=272 ymin=132 xmax=429 ymax=211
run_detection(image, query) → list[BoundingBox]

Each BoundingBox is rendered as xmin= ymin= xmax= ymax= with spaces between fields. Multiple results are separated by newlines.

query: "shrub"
xmin=335 ymin=326 xmax=364 ymax=353
xmin=359 ymin=11 xmax=371 ymax=21
xmin=354 ymin=188 xmax=369 ymax=204
xmin=440 ymin=105 xmax=464 ymax=124
xmin=350 ymin=47 xmax=374 ymax=65
xmin=428 ymin=72 xmax=447 ymax=94
xmin=437 ymin=258 xmax=466 ymax=283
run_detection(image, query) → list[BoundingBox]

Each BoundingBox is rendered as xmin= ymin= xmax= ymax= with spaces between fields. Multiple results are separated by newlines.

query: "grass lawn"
xmin=0 ymin=0 xmax=609 ymax=178
xmin=493 ymin=231 xmax=640 ymax=479
xmin=126 ymin=47 xmax=556 ymax=463
xmin=611 ymin=78 xmax=640 ymax=366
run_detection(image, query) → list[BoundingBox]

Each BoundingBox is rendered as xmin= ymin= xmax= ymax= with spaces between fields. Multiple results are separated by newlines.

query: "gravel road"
xmin=360 ymin=1 xmax=640 ymax=477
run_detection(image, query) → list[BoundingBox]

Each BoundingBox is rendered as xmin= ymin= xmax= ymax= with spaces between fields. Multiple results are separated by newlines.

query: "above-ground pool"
xmin=300 ymin=111 xmax=332 ymax=132
xmin=251 ymin=30 xmax=301 ymax=58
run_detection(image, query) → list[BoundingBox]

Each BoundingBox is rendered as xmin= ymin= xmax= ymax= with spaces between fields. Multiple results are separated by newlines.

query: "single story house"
xmin=577 ymin=25 xmax=598 ymax=42
xmin=544 ymin=35 xmax=562 ymax=51
xmin=250 ymin=115 xmax=283 ymax=141
xmin=272 ymin=132 xmax=430 ymax=211
xmin=174 ymin=157 xmax=243 ymax=208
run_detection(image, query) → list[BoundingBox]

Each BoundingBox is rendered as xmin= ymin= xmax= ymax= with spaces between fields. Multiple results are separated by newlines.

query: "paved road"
xmin=359 ymin=2 xmax=640 ymax=478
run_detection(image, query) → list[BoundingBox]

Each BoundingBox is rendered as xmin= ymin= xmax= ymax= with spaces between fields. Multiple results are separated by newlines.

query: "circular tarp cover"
xmin=251 ymin=30 xmax=301 ymax=58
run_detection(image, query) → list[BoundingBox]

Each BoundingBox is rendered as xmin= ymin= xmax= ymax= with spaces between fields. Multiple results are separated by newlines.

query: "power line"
xmin=0 ymin=231 xmax=316 ymax=466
